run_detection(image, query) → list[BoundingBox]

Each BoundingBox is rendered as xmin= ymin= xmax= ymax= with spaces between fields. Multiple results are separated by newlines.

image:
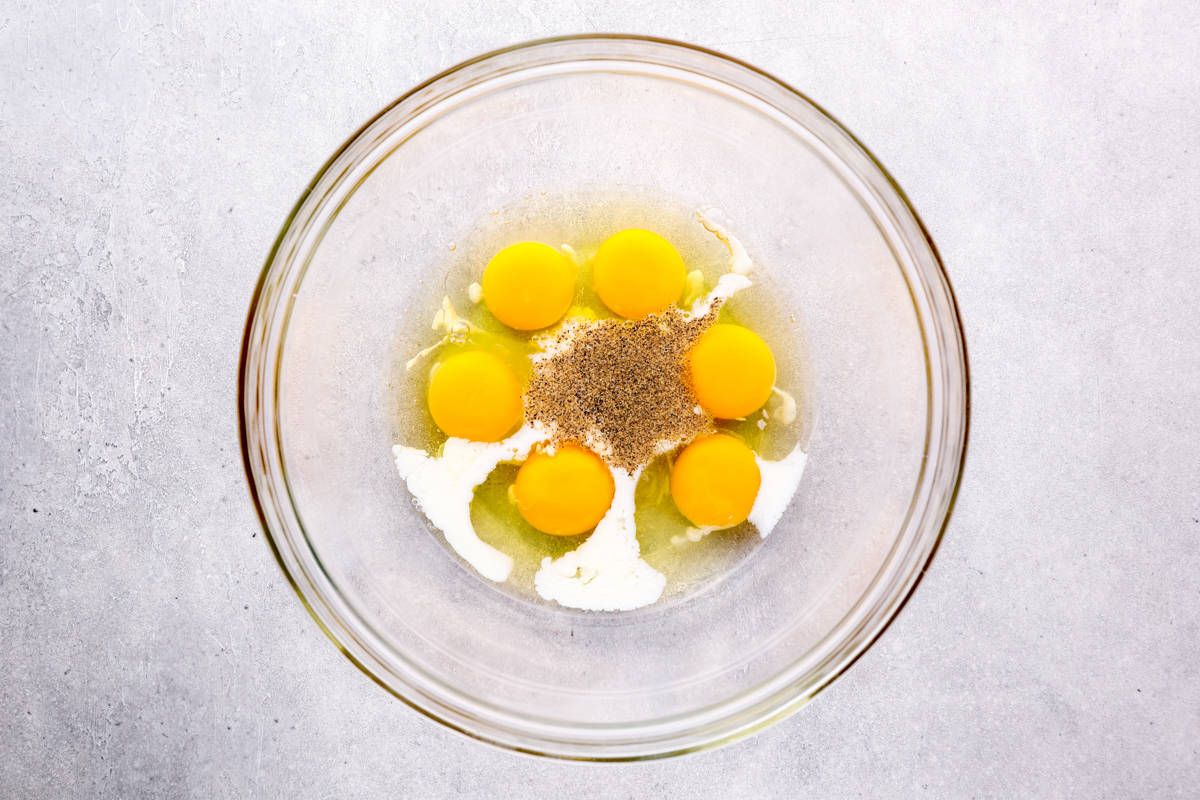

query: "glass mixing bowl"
xmin=240 ymin=35 xmax=967 ymax=760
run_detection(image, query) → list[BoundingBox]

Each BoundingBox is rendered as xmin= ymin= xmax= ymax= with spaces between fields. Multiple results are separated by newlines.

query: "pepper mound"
xmin=524 ymin=304 xmax=722 ymax=472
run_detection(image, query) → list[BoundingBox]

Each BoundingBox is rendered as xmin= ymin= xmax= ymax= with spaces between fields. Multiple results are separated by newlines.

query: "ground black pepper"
xmin=524 ymin=304 xmax=722 ymax=471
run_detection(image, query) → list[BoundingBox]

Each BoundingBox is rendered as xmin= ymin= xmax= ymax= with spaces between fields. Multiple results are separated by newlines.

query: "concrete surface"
xmin=2 ymin=1 xmax=1198 ymax=796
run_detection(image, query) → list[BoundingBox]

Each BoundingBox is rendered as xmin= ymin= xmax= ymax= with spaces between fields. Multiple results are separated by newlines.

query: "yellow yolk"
xmin=670 ymin=434 xmax=761 ymax=528
xmin=482 ymin=242 xmax=576 ymax=330
xmin=513 ymin=445 xmax=615 ymax=536
xmin=592 ymin=229 xmax=686 ymax=319
xmin=427 ymin=350 xmax=522 ymax=442
xmin=688 ymin=324 xmax=776 ymax=419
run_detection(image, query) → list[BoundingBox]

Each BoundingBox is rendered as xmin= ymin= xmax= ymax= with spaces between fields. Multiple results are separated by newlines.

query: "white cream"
xmin=749 ymin=443 xmax=809 ymax=536
xmin=392 ymin=423 xmax=548 ymax=582
xmin=686 ymin=209 xmax=753 ymax=316
xmin=405 ymin=296 xmax=473 ymax=370
xmin=697 ymin=209 xmax=753 ymax=275
xmin=689 ymin=272 xmax=752 ymax=317
xmin=770 ymin=386 xmax=798 ymax=426
xmin=533 ymin=468 xmax=666 ymax=611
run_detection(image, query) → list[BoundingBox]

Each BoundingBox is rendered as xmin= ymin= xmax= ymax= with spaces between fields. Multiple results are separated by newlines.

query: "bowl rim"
xmin=239 ymin=33 xmax=970 ymax=761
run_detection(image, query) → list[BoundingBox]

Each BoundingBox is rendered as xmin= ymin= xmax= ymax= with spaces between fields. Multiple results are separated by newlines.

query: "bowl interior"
xmin=245 ymin=37 xmax=963 ymax=758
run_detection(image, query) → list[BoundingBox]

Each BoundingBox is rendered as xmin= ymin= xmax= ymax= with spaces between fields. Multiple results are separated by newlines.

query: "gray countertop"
xmin=3 ymin=1 xmax=1198 ymax=797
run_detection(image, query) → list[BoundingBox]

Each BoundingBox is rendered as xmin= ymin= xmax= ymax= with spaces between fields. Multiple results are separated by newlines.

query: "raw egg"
xmin=688 ymin=323 xmax=776 ymax=419
xmin=514 ymin=444 xmax=615 ymax=536
xmin=670 ymin=433 xmax=761 ymax=528
xmin=427 ymin=350 xmax=522 ymax=442
xmin=482 ymin=241 xmax=576 ymax=330
xmin=592 ymin=229 xmax=686 ymax=319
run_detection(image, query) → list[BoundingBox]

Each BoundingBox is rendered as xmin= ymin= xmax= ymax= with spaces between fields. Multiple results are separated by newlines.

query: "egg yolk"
xmin=592 ymin=229 xmax=686 ymax=319
xmin=482 ymin=242 xmax=576 ymax=330
xmin=427 ymin=350 xmax=522 ymax=442
xmin=670 ymin=434 xmax=761 ymax=528
xmin=513 ymin=445 xmax=615 ymax=536
xmin=688 ymin=324 xmax=776 ymax=419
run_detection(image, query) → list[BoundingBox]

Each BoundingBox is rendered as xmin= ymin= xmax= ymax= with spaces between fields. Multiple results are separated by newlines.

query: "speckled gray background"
xmin=2 ymin=1 xmax=1198 ymax=797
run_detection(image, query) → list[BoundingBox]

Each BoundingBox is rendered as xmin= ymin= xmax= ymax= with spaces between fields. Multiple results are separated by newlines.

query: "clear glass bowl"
xmin=240 ymin=35 xmax=967 ymax=760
